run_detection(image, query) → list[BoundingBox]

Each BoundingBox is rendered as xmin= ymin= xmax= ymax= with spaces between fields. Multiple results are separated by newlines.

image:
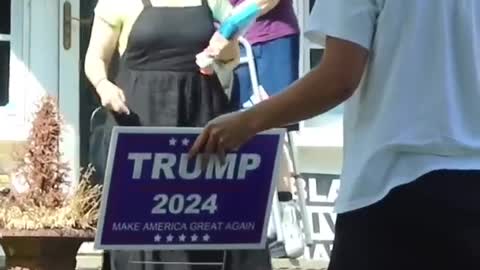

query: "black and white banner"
xmin=298 ymin=173 xmax=339 ymax=260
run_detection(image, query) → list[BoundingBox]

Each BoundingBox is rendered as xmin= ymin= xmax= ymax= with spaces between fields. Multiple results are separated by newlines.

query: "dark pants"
xmin=329 ymin=170 xmax=480 ymax=270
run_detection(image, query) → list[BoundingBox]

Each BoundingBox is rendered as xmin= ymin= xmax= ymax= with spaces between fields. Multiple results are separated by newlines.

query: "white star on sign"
xmin=166 ymin=234 xmax=174 ymax=242
xmin=179 ymin=234 xmax=186 ymax=242
xmin=191 ymin=234 xmax=198 ymax=242
xmin=154 ymin=234 xmax=162 ymax=242
xmin=202 ymin=234 xmax=210 ymax=242
xmin=182 ymin=138 xmax=190 ymax=146
xmin=169 ymin=137 xmax=177 ymax=146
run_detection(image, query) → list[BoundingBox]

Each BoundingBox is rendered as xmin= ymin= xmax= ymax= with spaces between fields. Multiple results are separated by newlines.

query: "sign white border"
xmin=94 ymin=126 xmax=285 ymax=251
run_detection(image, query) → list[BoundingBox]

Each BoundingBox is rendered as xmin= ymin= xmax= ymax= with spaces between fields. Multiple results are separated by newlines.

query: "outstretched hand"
xmin=189 ymin=111 xmax=258 ymax=160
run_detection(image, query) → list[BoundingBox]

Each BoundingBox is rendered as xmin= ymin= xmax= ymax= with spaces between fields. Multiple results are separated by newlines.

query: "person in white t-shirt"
xmin=190 ymin=0 xmax=480 ymax=269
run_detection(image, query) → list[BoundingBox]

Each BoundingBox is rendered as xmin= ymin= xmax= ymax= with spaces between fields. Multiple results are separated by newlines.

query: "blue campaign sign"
xmin=94 ymin=127 xmax=285 ymax=251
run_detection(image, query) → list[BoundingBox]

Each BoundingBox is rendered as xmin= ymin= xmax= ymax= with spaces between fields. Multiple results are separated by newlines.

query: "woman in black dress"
xmin=85 ymin=0 xmax=239 ymax=269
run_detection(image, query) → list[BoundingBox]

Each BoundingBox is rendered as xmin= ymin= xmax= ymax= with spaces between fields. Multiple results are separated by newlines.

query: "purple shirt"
xmin=230 ymin=0 xmax=299 ymax=45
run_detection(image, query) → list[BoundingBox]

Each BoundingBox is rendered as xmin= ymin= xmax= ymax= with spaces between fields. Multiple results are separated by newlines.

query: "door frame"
xmin=59 ymin=0 xmax=81 ymax=186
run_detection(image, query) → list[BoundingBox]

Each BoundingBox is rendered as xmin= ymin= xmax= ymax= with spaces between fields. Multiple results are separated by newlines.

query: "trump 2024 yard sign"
xmin=94 ymin=127 xmax=284 ymax=250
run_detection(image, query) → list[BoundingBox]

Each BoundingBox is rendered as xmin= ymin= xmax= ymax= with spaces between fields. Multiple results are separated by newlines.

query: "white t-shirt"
xmin=306 ymin=0 xmax=480 ymax=213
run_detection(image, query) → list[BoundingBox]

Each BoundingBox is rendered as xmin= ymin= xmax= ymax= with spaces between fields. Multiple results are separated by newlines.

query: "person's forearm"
xmin=198 ymin=1 xmax=261 ymax=72
xmin=85 ymin=54 xmax=110 ymax=90
xmin=246 ymin=65 xmax=355 ymax=133
xmin=218 ymin=1 xmax=261 ymax=40
xmin=84 ymin=18 xmax=121 ymax=90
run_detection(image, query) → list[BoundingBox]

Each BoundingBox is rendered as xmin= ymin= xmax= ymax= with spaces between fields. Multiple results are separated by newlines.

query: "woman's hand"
xmin=96 ymin=79 xmax=130 ymax=114
xmin=189 ymin=110 xmax=258 ymax=160
xmin=205 ymin=31 xmax=231 ymax=58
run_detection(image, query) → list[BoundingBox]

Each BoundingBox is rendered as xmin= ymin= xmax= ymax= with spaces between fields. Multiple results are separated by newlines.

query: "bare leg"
xmin=269 ymin=135 xmax=305 ymax=259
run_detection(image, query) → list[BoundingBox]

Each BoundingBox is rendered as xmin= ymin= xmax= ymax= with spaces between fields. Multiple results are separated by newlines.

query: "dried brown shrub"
xmin=0 ymin=96 xmax=102 ymax=230
xmin=15 ymin=96 xmax=69 ymax=207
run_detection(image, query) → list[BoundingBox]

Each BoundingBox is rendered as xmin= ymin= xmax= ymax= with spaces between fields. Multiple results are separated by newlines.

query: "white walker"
xmin=237 ymin=37 xmax=312 ymax=258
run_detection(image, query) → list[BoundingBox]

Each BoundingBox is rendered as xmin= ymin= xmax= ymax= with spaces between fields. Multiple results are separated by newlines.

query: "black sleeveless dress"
xmin=90 ymin=0 xmax=232 ymax=269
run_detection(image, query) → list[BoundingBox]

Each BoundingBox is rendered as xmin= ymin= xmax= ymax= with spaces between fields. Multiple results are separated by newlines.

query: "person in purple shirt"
xmin=229 ymin=0 xmax=300 ymax=109
xmin=227 ymin=1 xmax=300 ymax=139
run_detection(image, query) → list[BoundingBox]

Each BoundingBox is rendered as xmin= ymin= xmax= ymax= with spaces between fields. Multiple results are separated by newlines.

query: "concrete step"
xmin=0 ymin=255 xmax=329 ymax=270
xmin=0 ymin=242 xmax=329 ymax=270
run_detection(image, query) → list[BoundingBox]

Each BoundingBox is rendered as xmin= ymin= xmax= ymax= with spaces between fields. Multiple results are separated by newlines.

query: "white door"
xmin=0 ymin=0 xmax=80 ymax=183
xmin=0 ymin=0 xmax=58 ymax=174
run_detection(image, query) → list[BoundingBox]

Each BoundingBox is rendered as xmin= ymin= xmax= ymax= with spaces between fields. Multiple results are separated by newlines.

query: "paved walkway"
xmin=1 ymin=254 xmax=329 ymax=270
xmin=75 ymin=256 xmax=328 ymax=270
xmin=272 ymin=259 xmax=328 ymax=270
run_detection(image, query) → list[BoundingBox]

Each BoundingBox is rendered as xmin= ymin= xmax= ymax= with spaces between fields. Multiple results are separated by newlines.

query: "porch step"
xmin=0 ymin=255 xmax=328 ymax=270
xmin=0 ymin=243 xmax=329 ymax=270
